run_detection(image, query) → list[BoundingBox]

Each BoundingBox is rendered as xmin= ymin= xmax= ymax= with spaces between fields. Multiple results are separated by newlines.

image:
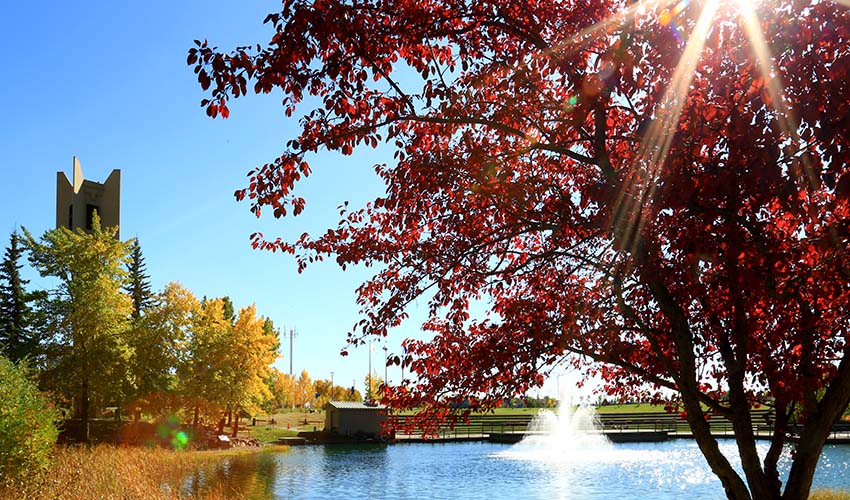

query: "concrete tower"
xmin=56 ymin=157 xmax=121 ymax=238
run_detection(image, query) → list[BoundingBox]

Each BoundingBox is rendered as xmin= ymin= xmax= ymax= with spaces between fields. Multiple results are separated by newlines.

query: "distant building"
xmin=324 ymin=401 xmax=388 ymax=437
xmin=56 ymin=157 xmax=120 ymax=238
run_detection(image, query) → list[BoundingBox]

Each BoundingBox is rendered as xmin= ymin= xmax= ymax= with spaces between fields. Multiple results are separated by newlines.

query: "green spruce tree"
xmin=125 ymin=239 xmax=153 ymax=319
xmin=220 ymin=296 xmax=235 ymax=325
xmin=0 ymin=231 xmax=41 ymax=363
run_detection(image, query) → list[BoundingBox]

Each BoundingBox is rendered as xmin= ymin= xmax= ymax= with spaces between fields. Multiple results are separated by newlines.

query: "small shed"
xmin=324 ymin=401 xmax=388 ymax=437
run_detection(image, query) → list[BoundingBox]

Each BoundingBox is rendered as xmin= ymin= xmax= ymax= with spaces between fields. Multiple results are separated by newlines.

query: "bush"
xmin=0 ymin=355 xmax=59 ymax=485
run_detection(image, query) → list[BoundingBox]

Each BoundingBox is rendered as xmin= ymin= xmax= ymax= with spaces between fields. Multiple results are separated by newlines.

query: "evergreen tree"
xmin=220 ymin=296 xmax=235 ymax=325
xmin=0 ymin=231 xmax=41 ymax=363
xmin=262 ymin=317 xmax=281 ymax=357
xmin=125 ymin=239 xmax=153 ymax=319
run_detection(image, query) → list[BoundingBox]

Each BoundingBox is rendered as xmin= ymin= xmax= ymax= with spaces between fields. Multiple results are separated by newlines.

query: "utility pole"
xmin=287 ymin=327 xmax=298 ymax=376
xmin=330 ymin=371 xmax=334 ymax=402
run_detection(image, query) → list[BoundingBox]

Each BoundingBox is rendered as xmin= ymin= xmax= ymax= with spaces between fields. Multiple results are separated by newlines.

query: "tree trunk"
xmin=782 ymin=426 xmax=827 ymax=500
xmin=226 ymin=409 xmax=232 ymax=426
xmin=782 ymin=410 xmax=838 ymax=500
xmin=217 ymin=416 xmax=225 ymax=435
xmin=192 ymin=406 xmax=199 ymax=427
xmin=683 ymin=400 xmax=753 ymax=500
xmin=763 ymin=404 xmax=789 ymax=495
xmin=231 ymin=413 xmax=239 ymax=438
xmin=80 ymin=378 xmax=90 ymax=443
xmin=725 ymin=369 xmax=778 ymax=499
xmin=784 ymin=344 xmax=850 ymax=499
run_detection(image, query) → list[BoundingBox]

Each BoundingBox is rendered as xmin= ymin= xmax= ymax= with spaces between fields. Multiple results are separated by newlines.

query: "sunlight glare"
xmin=556 ymin=0 xmax=675 ymax=56
xmin=737 ymin=1 xmax=823 ymax=191
xmin=612 ymin=0 xmax=721 ymax=253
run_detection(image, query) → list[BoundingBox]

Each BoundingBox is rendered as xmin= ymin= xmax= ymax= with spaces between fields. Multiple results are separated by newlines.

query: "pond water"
xmin=180 ymin=439 xmax=850 ymax=500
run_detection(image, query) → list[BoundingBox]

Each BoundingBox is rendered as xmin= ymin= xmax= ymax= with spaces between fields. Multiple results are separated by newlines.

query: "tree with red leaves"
xmin=192 ymin=0 xmax=850 ymax=498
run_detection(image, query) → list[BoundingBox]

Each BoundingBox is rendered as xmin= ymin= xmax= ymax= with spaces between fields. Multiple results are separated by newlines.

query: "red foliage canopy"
xmin=192 ymin=0 xmax=850 ymax=498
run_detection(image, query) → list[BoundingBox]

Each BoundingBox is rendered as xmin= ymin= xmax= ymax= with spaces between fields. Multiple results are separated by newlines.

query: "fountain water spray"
xmin=501 ymin=391 xmax=611 ymax=462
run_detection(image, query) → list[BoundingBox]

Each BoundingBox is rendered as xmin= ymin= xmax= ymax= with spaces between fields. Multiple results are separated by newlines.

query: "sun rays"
xmin=488 ymin=0 xmax=843 ymax=253
xmin=604 ymin=0 xmax=842 ymax=254
xmin=611 ymin=0 xmax=722 ymax=254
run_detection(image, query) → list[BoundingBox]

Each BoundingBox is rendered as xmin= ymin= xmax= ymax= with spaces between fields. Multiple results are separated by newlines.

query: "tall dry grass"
xmin=810 ymin=490 xmax=850 ymax=500
xmin=0 ymin=445 xmax=285 ymax=500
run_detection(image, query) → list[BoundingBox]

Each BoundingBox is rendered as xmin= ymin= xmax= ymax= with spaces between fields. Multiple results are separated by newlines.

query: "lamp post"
xmin=287 ymin=327 xmax=298 ymax=376
xmin=400 ymin=344 xmax=405 ymax=385
xmin=368 ymin=339 xmax=373 ymax=400
xmin=383 ymin=344 xmax=389 ymax=387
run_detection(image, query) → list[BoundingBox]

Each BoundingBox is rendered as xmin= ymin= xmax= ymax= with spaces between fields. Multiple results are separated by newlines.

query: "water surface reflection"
xmin=181 ymin=450 xmax=278 ymax=500
xmin=177 ymin=442 xmax=850 ymax=500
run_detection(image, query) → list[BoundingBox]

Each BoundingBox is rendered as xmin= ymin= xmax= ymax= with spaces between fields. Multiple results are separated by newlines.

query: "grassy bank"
xmin=0 ymin=445 xmax=287 ymax=500
xmin=811 ymin=491 xmax=850 ymax=500
xmin=249 ymin=426 xmax=300 ymax=444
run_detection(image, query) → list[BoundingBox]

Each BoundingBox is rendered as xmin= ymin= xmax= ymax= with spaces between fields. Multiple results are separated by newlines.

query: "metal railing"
xmin=393 ymin=409 xmax=782 ymax=440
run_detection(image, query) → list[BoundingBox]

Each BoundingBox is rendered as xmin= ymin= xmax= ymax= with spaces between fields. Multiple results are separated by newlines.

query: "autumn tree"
xmin=346 ymin=387 xmax=363 ymax=403
xmin=312 ymin=379 xmax=331 ymax=408
xmin=25 ymin=216 xmax=132 ymax=441
xmin=177 ymin=296 xmax=230 ymax=426
xmin=294 ymin=369 xmax=313 ymax=409
xmin=177 ymin=298 xmax=279 ymax=430
xmin=0 ymin=231 xmax=43 ymax=363
xmin=193 ymin=0 xmax=850 ymax=498
xmin=266 ymin=368 xmax=295 ymax=409
xmin=126 ymin=282 xmax=197 ymax=419
xmin=220 ymin=304 xmax=279 ymax=436
xmin=364 ymin=370 xmax=383 ymax=403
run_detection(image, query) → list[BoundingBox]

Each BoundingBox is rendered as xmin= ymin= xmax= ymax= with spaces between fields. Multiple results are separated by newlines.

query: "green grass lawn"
xmin=488 ymin=407 xmax=548 ymax=415
xmin=249 ymin=426 xmax=301 ymax=444
xmin=594 ymin=403 xmax=668 ymax=414
xmin=396 ymin=404 xmax=668 ymax=417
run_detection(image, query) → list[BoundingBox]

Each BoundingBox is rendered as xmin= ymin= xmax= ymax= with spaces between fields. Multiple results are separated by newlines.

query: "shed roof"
xmin=325 ymin=401 xmax=387 ymax=410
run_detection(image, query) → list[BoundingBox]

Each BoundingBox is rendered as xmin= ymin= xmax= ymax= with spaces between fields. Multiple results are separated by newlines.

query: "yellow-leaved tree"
xmin=364 ymin=370 xmax=384 ymax=403
xmin=221 ymin=304 xmax=279 ymax=436
xmin=25 ymin=215 xmax=133 ymax=442
xmin=294 ymin=369 xmax=313 ymax=409
xmin=178 ymin=297 xmax=230 ymax=427
xmin=265 ymin=368 xmax=295 ymax=410
xmin=313 ymin=379 xmax=333 ymax=409
xmin=126 ymin=281 xmax=198 ymax=419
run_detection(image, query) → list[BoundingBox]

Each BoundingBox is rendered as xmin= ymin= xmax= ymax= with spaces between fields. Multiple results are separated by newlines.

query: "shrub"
xmin=0 ymin=355 xmax=59 ymax=485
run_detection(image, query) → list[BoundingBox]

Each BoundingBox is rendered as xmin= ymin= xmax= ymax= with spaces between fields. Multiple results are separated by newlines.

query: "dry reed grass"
xmin=810 ymin=490 xmax=850 ymax=500
xmin=0 ymin=444 xmax=286 ymax=500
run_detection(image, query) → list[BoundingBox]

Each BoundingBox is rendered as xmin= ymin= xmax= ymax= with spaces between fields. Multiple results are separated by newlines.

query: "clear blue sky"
xmin=0 ymin=0 xmax=567 ymax=399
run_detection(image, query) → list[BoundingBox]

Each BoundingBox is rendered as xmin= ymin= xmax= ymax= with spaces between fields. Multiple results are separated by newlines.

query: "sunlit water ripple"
xmin=179 ymin=439 xmax=850 ymax=500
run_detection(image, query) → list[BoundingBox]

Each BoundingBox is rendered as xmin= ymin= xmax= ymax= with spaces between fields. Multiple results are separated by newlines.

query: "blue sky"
xmin=0 ymin=0 xmax=566 ymax=399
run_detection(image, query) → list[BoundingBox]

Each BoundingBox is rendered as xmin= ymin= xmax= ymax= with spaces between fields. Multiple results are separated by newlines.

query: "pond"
xmin=180 ymin=439 xmax=850 ymax=500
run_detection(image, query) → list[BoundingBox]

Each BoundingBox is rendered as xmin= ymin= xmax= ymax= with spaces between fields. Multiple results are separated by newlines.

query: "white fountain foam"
xmin=496 ymin=394 xmax=612 ymax=463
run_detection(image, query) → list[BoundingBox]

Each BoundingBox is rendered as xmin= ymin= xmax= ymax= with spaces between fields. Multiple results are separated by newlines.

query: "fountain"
xmin=500 ymin=394 xmax=612 ymax=462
